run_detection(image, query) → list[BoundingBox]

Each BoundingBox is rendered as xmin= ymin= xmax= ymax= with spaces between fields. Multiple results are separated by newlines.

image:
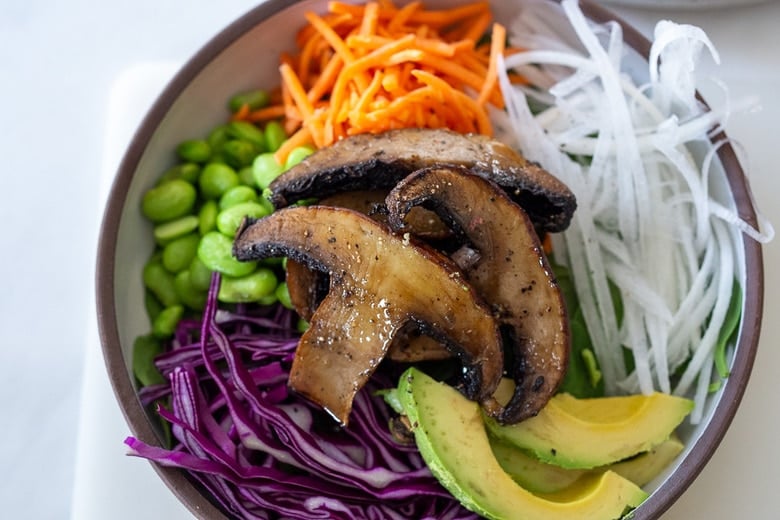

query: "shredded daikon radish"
xmin=500 ymin=0 xmax=772 ymax=421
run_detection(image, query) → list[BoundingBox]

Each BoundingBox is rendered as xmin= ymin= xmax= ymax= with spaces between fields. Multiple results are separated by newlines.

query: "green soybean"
xmin=218 ymin=268 xmax=278 ymax=303
xmin=284 ymin=145 xmax=315 ymax=170
xmin=162 ymin=233 xmax=200 ymax=273
xmin=221 ymin=139 xmax=258 ymax=169
xmin=174 ymin=270 xmax=207 ymax=311
xmin=132 ymin=334 xmax=166 ymax=386
xmin=176 ymin=139 xmax=211 ymax=163
xmin=219 ymin=185 xmax=257 ymax=210
xmin=199 ymin=163 xmax=239 ymax=199
xmin=227 ymin=121 xmax=266 ymax=150
xmin=142 ymin=179 xmax=197 ymax=222
xmin=198 ymin=231 xmax=256 ymax=277
xmin=143 ymin=259 xmax=180 ymax=307
xmin=228 ymin=89 xmax=270 ymax=113
xmin=144 ymin=289 xmax=164 ymax=322
xmin=152 ymin=305 xmax=184 ymax=338
xmin=264 ymin=120 xmax=287 ymax=153
xmin=275 ymin=281 xmax=293 ymax=309
xmin=252 ymin=153 xmax=284 ymax=190
xmin=216 ymin=201 xmax=270 ymax=237
xmin=208 ymin=124 xmax=230 ymax=153
xmin=257 ymin=293 xmax=278 ymax=306
xmin=153 ymin=215 xmax=199 ymax=244
xmin=238 ymin=165 xmax=256 ymax=187
xmin=296 ymin=318 xmax=310 ymax=333
xmin=158 ymin=163 xmax=200 ymax=185
xmin=257 ymin=193 xmax=275 ymax=215
xmin=189 ymin=256 xmax=213 ymax=292
xmin=198 ymin=200 xmax=218 ymax=235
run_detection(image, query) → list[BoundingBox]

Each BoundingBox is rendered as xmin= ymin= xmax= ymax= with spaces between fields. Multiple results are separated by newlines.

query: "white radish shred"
xmin=499 ymin=0 xmax=773 ymax=422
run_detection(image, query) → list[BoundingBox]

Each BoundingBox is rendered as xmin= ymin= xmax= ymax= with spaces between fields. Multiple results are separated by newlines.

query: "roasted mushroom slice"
xmin=285 ymin=258 xmax=325 ymax=322
xmin=284 ymin=190 xmax=452 ymax=362
xmin=285 ymin=258 xmax=451 ymax=363
xmin=233 ymin=206 xmax=503 ymax=425
xmin=386 ymin=167 xmax=570 ymax=424
xmin=269 ymin=128 xmax=577 ymax=233
xmin=320 ymin=190 xmax=449 ymax=239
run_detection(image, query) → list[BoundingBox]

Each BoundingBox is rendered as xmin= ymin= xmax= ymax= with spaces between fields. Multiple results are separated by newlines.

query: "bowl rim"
xmin=95 ymin=1 xmax=765 ymax=518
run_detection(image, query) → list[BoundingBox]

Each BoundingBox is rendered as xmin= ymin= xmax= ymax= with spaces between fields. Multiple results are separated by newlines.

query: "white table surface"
xmin=1 ymin=1 xmax=778 ymax=519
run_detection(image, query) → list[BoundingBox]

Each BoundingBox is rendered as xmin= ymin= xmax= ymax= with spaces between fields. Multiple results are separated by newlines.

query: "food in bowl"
xmin=98 ymin=0 xmax=769 ymax=518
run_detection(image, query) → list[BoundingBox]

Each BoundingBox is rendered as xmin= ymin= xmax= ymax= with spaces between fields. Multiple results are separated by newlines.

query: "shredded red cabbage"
xmin=127 ymin=274 xmax=477 ymax=519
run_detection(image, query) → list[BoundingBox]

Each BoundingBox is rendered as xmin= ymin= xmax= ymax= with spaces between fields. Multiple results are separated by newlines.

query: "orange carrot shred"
xmin=359 ymin=2 xmax=380 ymax=36
xmin=231 ymin=103 xmax=251 ymax=121
xmin=276 ymin=1 xmax=512 ymax=149
xmin=280 ymin=63 xmax=315 ymax=120
xmin=273 ymin=126 xmax=312 ymax=165
xmin=246 ymin=104 xmax=287 ymax=122
xmin=478 ymin=22 xmax=505 ymax=106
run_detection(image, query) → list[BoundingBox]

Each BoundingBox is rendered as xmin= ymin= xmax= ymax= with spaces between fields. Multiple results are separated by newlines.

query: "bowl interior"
xmin=97 ymin=1 xmax=763 ymax=518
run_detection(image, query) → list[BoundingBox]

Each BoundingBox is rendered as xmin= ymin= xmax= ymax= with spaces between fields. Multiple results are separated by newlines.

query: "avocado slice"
xmin=397 ymin=368 xmax=648 ymax=520
xmin=485 ymin=382 xmax=693 ymax=469
xmin=492 ymin=436 xmax=685 ymax=495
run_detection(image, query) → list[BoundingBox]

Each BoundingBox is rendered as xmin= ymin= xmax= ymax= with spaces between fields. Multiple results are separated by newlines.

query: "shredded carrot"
xmin=542 ymin=233 xmax=553 ymax=255
xmin=478 ymin=23 xmax=505 ymax=106
xmin=275 ymin=0 xmax=520 ymax=151
xmin=245 ymin=104 xmax=287 ymax=123
xmin=273 ymin=126 xmax=313 ymax=165
xmin=360 ymin=2 xmax=380 ymax=36
xmin=231 ymin=103 xmax=251 ymax=121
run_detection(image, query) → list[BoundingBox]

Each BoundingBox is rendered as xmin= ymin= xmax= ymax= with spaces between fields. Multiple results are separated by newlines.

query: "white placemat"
xmin=70 ymin=62 xmax=192 ymax=520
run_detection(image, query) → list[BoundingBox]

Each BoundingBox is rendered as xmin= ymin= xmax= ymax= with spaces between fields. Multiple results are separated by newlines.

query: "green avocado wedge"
xmin=484 ymin=382 xmax=693 ymax=469
xmin=492 ymin=436 xmax=685 ymax=495
xmin=397 ymin=368 xmax=648 ymax=520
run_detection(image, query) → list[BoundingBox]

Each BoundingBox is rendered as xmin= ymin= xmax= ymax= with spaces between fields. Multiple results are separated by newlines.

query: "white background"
xmin=1 ymin=1 xmax=778 ymax=519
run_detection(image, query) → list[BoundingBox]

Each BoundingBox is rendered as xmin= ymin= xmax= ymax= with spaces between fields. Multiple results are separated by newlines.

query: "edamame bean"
xmin=143 ymin=259 xmax=180 ymax=307
xmin=199 ymin=163 xmax=239 ymax=199
xmin=142 ymin=179 xmax=197 ymax=222
xmin=162 ymin=233 xmax=200 ymax=273
xmin=264 ymin=120 xmax=287 ymax=153
xmin=219 ymin=185 xmax=257 ymax=210
xmin=216 ymin=201 xmax=270 ymax=237
xmin=284 ymin=145 xmax=315 ymax=170
xmin=275 ymin=281 xmax=293 ymax=309
xmin=144 ymin=289 xmax=164 ymax=322
xmin=198 ymin=200 xmax=218 ymax=235
xmin=257 ymin=294 xmax=278 ymax=306
xmin=152 ymin=305 xmax=184 ymax=338
xmin=208 ymin=124 xmax=230 ymax=153
xmin=189 ymin=256 xmax=213 ymax=292
xmin=198 ymin=231 xmax=257 ymax=277
xmin=158 ymin=163 xmax=200 ymax=185
xmin=222 ymin=139 xmax=257 ymax=169
xmin=252 ymin=153 xmax=284 ymax=190
xmin=176 ymin=139 xmax=211 ymax=163
xmin=174 ymin=270 xmax=207 ymax=311
xmin=218 ymin=268 xmax=278 ymax=303
xmin=238 ymin=166 xmax=255 ymax=187
xmin=153 ymin=215 xmax=199 ymax=244
xmin=296 ymin=318 xmax=310 ymax=333
xmin=227 ymin=121 xmax=266 ymax=150
xmin=132 ymin=334 xmax=166 ymax=386
xmin=257 ymin=193 xmax=275 ymax=214
xmin=228 ymin=89 xmax=270 ymax=113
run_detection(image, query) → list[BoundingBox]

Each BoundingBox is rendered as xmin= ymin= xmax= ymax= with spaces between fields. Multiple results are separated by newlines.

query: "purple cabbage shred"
xmin=127 ymin=274 xmax=478 ymax=520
